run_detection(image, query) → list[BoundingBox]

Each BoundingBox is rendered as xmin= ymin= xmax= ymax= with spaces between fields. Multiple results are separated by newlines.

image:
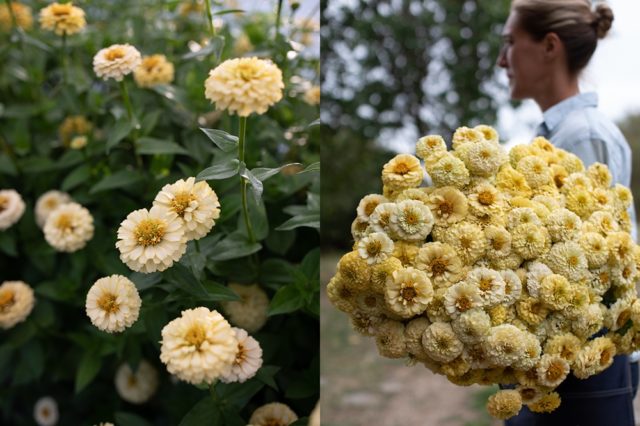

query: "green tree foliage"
xmin=320 ymin=0 xmax=510 ymax=248
xmin=618 ymin=112 xmax=640 ymax=216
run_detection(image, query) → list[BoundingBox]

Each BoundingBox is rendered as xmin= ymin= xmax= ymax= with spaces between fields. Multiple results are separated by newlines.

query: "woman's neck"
xmin=534 ymin=75 xmax=580 ymax=112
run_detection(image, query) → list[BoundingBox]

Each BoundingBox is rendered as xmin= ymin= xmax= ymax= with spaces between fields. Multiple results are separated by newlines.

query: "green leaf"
xmin=268 ymin=284 xmax=305 ymax=316
xmin=106 ymin=119 xmax=133 ymax=153
xmin=13 ymin=340 xmax=44 ymax=385
xmin=259 ymin=259 xmax=295 ymax=287
xmin=307 ymin=118 xmax=320 ymax=128
xmin=89 ymin=170 xmax=144 ymax=194
xmin=265 ymin=229 xmax=295 ymax=255
xmin=137 ymin=137 xmax=190 ymax=156
xmin=298 ymin=161 xmax=320 ymax=174
xmin=179 ymin=397 xmax=220 ymax=426
xmin=20 ymin=157 xmax=56 ymax=174
xmin=301 ymin=248 xmax=320 ymax=281
xmin=202 ymin=281 xmax=241 ymax=301
xmin=214 ymin=9 xmax=245 ymax=15
xmin=251 ymin=163 xmax=301 ymax=181
xmin=0 ymin=155 xmax=17 ymax=176
xmin=199 ymin=128 xmax=239 ymax=152
xmin=255 ymin=365 xmax=280 ymax=390
xmin=75 ymin=351 xmax=101 ymax=393
xmin=17 ymin=29 xmax=52 ymax=52
xmin=240 ymin=164 xmax=263 ymax=204
xmin=143 ymin=306 xmax=167 ymax=349
xmin=237 ymin=192 xmax=269 ymax=241
xmin=216 ymin=379 xmax=264 ymax=409
xmin=129 ymin=272 xmax=161 ymax=291
xmin=150 ymin=84 xmax=190 ymax=105
xmin=0 ymin=232 xmax=17 ymax=256
xmin=276 ymin=213 xmax=320 ymax=230
xmin=196 ymin=158 xmax=240 ymax=180
xmin=208 ymin=232 xmax=262 ymax=261
xmin=114 ymin=412 xmax=152 ymax=426
xmin=163 ymin=263 xmax=209 ymax=298
xmin=61 ymin=164 xmax=91 ymax=192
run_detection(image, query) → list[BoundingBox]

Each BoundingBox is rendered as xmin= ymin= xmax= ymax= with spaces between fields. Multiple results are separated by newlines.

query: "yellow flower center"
xmin=51 ymin=3 xmax=72 ymax=16
xmin=355 ymin=220 xmax=368 ymax=233
xmin=430 ymin=258 xmax=448 ymax=276
xmin=0 ymin=195 xmax=7 ymax=212
xmin=134 ymin=218 xmax=166 ymax=246
xmin=443 ymin=162 xmax=453 ymax=172
xmin=521 ymin=388 xmax=537 ymax=401
xmin=45 ymin=198 xmax=59 ymax=209
xmin=127 ymin=375 xmax=138 ymax=387
xmin=338 ymin=286 xmax=352 ymax=299
xmin=491 ymin=236 xmax=506 ymax=251
xmin=533 ymin=163 xmax=543 ymax=173
xmin=560 ymin=345 xmax=575 ymax=360
xmin=379 ymin=212 xmax=390 ymax=227
xmin=364 ymin=295 xmax=377 ymax=308
xmin=0 ymin=289 xmax=15 ymax=311
xmin=364 ymin=201 xmax=378 ymax=217
xmin=236 ymin=63 xmax=258 ymax=81
xmin=455 ymin=296 xmax=472 ymax=312
xmin=234 ymin=343 xmax=247 ymax=366
xmin=479 ymin=277 xmax=493 ymax=292
xmin=617 ymin=310 xmax=631 ymax=328
xmin=567 ymin=255 xmax=579 ymax=268
xmin=600 ymin=348 xmax=614 ymax=366
xmin=404 ymin=209 xmax=419 ymax=225
xmin=545 ymin=360 xmax=565 ymax=381
xmin=41 ymin=406 xmax=51 ymax=418
xmin=460 ymin=236 xmax=472 ymax=249
xmin=438 ymin=200 xmax=454 ymax=216
xmin=170 ymin=191 xmax=196 ymax=217
xmin=394 ymin=162 xmax=410 ymax=175
xmin=97 ymin=292 xmax=119 ymax=314
xmin=184 ymin=323 xmax=207 ymax=349
xmin=142 ymin=55 xmax=162 ymax=70
xmin=55 ymin=213 xmax=74 ymax=231
xmin=477 ymin=190 xmax=495 ymax=205
xmin=400 ymin=286 xmax=417 ymax=301
xmin=105 ymin=47 xmax=126 ymax=61
xmin=480 ymin=149 xmax=491 ymax=159
xmin=366 ymin=240 xmax=382 ymax=256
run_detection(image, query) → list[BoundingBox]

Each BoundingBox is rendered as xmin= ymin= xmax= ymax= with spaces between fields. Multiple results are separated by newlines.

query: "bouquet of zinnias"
xmin=327 ymin=125 xmax=640 ymax=420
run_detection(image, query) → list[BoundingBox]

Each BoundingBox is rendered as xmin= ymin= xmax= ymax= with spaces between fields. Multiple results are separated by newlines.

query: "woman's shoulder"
xmin=554 ymin=106 xmax=629 ymax=152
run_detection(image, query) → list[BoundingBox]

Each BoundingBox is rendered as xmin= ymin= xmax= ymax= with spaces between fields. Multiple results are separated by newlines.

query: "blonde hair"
xmin=511 ymin=0 xmax=613 ymax=73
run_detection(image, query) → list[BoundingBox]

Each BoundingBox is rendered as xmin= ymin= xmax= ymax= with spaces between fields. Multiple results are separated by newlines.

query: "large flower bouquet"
xmin=327 ymin=125 xmax=640 ymax=420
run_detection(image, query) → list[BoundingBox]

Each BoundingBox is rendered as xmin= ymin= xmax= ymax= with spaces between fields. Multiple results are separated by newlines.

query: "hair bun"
xmin=593 ymin=4 xmax=614 ymax=39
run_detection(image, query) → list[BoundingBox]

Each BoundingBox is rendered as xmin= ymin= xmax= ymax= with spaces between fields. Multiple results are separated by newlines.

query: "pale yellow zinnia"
xmin=93 ymin=44 xmax=142 ymax=81
xmin=133 ymin=54 xmax=175 ymax=88
xmin=39 ymin=2 xmax=85 ymax=36
xmin=0 ymin=2 xmax=33 ymax=31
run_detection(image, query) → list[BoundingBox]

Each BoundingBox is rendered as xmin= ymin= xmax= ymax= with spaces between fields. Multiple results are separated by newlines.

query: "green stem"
xmin=61 ymin=33 xmax=68 ymax=86
xmin=204 ymin=0 xmax=216 ymax=38
xmin=238 ymin=116 xmax=255 ymax=244
xmin=274 ymin=0 xmax=283 ymax=41
xmin=4 ymin=0 xmax=17 ymax=29
xmin=119 ymin=80 xmax=142 ymax=168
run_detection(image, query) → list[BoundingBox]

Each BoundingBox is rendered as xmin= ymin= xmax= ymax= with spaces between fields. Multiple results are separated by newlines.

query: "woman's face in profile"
xmin=497 ymin=12 xmax=547 ymax=100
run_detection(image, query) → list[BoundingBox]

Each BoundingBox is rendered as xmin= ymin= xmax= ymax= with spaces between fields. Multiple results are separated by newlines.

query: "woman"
xmin=497 ymin=1 xmax=638 ymax=425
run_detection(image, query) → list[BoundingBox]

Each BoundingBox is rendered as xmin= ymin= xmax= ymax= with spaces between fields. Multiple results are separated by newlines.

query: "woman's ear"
xmin=542 ymin=32 xmax=562 ymax=61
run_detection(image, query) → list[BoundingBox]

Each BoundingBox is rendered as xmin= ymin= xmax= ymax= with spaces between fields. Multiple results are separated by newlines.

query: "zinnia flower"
xmin=133 ymin=54 xmax=175 ymax=88
xmin=451 ymin=126 xmax=484 ymax=150
xmin=59 ymin=115 xmax=92 ymax=147
xmin=444 ymin=281 xmax=482 ymax=318
xmin=221 ymin=283 xmax=269 ymax=332
xmin=536 ymin=354 xmax=569 ymax=387
xmin=388 ymin=199 xmax=434 ymax=241
xmin=415 ymin=242 xmax=464 ymax=287
xmin=381 ymin=154 xmax=423 ymax=190
xmin=204 ymin=57 xmax=284 ymax=116
xmin=160 ymin=307 xmax=238 ymax=384
xmin=426 ymin=153 xmax=470 ymax=188
xmin=153 ymin=177 xmax=220 ymax=241
xmin=486 ymin=389 xmax=522 ymax=420
xmin=356 ymin=194 xmax=388 ymax=221
xmin=427 ymin=186 xmax=468 ymax=225
xmin=303 ymin=85 xmax=320 ymax=105
xmin=220 ymin=327 xmax=263 ymax=383
xmin=248 ymin=402 xmax=298 ymax=426
xmin=116 ymin=205 xmax=187 ymax=273
xmin=43 ymin=202 xmax=94 ymax=252
xmin=422 ymin=321 xmax=463 ymax=363
xmin=357 ymin=232 xmax=394 ymax=265
xmin=33 ymin=397 xmax=58 ymax=426
xmin=39 ymin=2 xmax=85 ymax=36
xmin=416 ymin=135 xmax=447 ymax=165
xmin=115 ymin=360 xmax=159 ymax=404
xmin=85 ymin=275 xmax=141 ymax=333
xmin=452 ymin=308 xmax=491 ymax=344
xmin=0 ymin=280 xmax=34 ymax=329
xmin=0 ymin=2 xmax=32 ymax=31
xmin=375 ymin=318 xmax=407 ymax=358
xmin=0 ymin=189 xmax=26 ymax=230
xmin=385 ymin=267 xmax=433 ymax=318
xmin=93 ymin=44 xmax=142 ymax=81
xmin=35 ymin=190 xmax=71 ymax=228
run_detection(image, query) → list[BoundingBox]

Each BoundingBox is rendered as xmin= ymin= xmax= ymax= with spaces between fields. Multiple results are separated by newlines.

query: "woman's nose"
xmin=497 ymin=47 xmax=508 ymax=68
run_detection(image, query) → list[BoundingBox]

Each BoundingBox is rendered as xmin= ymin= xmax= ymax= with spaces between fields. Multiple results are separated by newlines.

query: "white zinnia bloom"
xmin=220 ymin=327 xmax=263 ymax=383
xmin=0 ymin=189 xmax=26 ymax=230
xmin=466 ymin=267 xmax=505 ymax=306
xmin=153 ymin=177 xmax=220 ymax=240
xmin=93 ymin=44 xmax=142 ymax=81
xmin=86 ymin=275 xmax=141 ymax=333
xmin=249 ymin=402 xmax=298 ymax=426
xmin=385 ymin=267 xmax=433 ymax=318
xmin=357 ymin=232 xmax=394 ymax=265
xmin=444 ymin=281 xmax=483 ymax=319
xmin=221 ymin=283 xmax=269 ymax=333
xmin=43 ymin=202 xmax=94 ymax=252
xmin=0 ymin=280 xmax=35 ymax=329
xmin=116 ymin=205 xmax=187 ymax=273
xmin=356 ymin=194 xmax=388 ymax=221
xmin=369 ymin=202 xmax=397 ymax=235
xmin=35 ymin=190 xmax=71 ymax=228
xmin=115 ymin=360 xmax=159 ymax=404
xmin=525 ymin=262 xmax=553 ymax=298
xmin=388 ymin=199 xmax=434 ymax=241
xmin=160 ymin=307 xmax=238 ymax=385
xmin=34 ymin=397 xmax=58 ymax=426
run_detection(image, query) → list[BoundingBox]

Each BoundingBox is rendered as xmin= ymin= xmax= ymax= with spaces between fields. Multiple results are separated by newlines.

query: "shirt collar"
xmin=540 ymin=92 xmax=599 ymax=135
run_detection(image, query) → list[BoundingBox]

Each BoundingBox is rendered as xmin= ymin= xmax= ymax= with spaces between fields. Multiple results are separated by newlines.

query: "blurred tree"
xmin=320 ymin=0 xmax=510 ymax=248
xmin=618 ymin=112 xmax=640 ymax=217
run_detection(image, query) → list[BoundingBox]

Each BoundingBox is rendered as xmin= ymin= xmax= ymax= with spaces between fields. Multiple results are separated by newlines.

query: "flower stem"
xmin=61 ymin=33 xmax=68 ymax=86
xmin=204 ymin=0 xmax=216 ymax=39
xmin=119 ymin=80 xmax=142 ymax=168
xmin=275 ymin=0 xmax=283 ymax=41
xmin=4 ymin=0 xmax=17 ymax=29
xmin=238 ymin=116 xmax=255 ymax=244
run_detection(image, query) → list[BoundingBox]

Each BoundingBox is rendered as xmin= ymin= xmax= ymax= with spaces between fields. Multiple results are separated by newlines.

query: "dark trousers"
xmin=505 ymin=355 xmax=638 ymax=426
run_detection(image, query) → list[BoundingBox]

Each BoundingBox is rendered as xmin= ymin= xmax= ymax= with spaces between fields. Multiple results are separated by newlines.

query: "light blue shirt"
xmin=536 ymin=92 xmax=637 ymax=242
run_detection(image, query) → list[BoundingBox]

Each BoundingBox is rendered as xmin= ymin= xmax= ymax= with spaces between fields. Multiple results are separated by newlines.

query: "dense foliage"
xmin=0 ymin=1 xmax=319 ymax=425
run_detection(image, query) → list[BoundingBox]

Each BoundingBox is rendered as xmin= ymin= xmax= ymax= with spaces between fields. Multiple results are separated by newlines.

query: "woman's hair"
xmin=511 ymin=0 xmax=614 ymax=74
